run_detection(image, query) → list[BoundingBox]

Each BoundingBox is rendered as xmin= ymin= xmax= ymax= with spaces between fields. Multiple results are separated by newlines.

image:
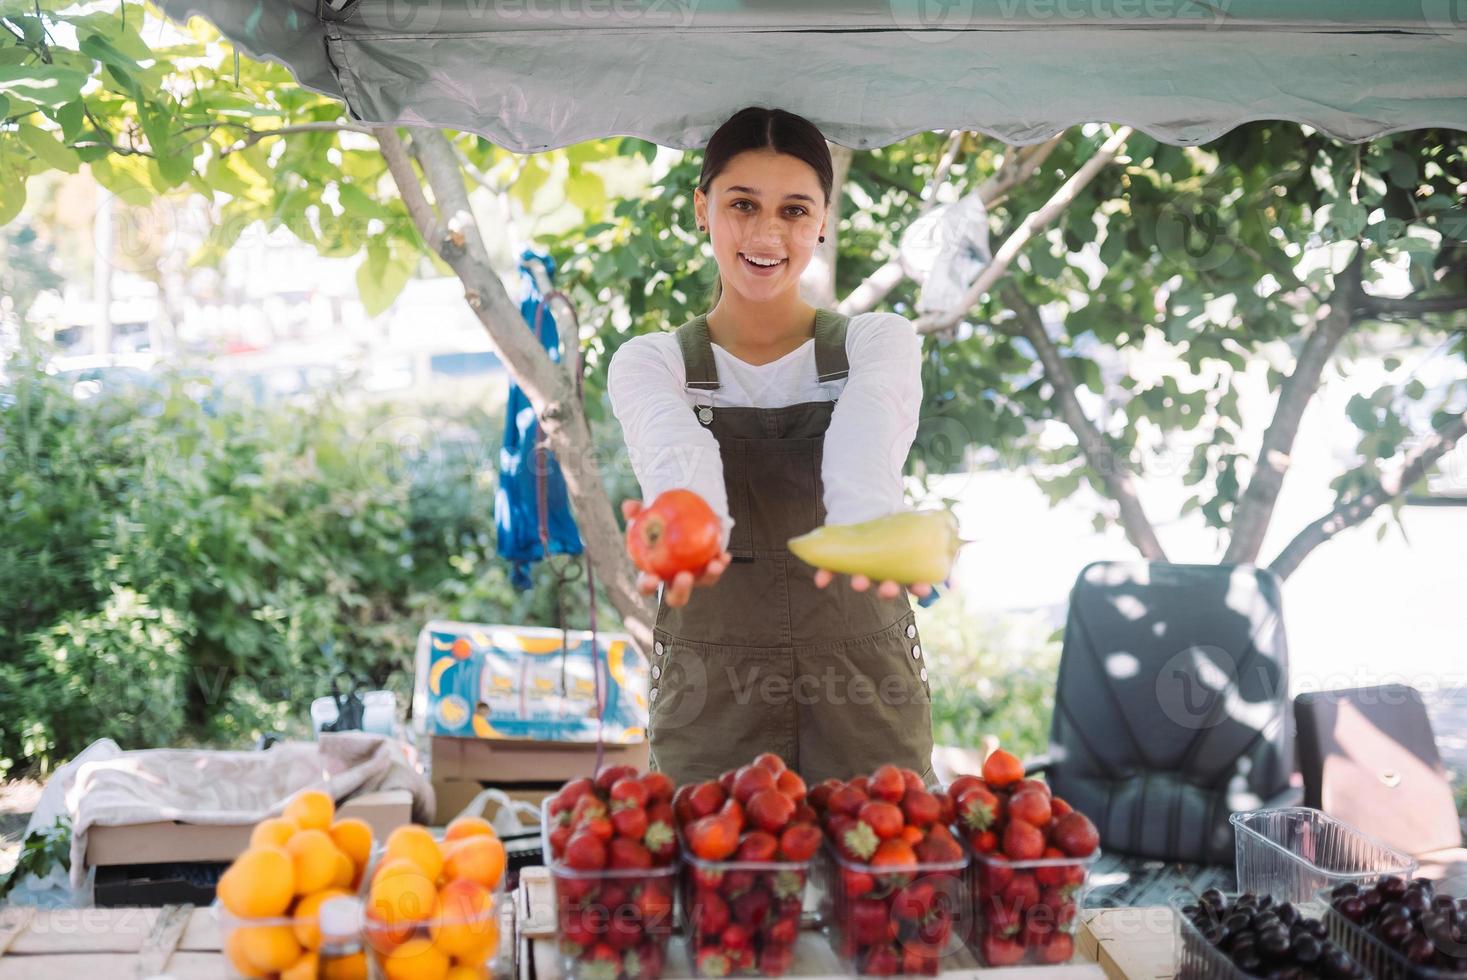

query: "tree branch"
xmin=1268 ymin=411 xmax=1467 ymax=580
xmin=838 ymin=133 xmax=1060 ymax=317
xmin=912 ymin=126 xmax=1133 ymax=337
xmin=1223 ymin=251 xmax=1365 ymax=564
xmin=1360 ymin=293 xmax=1467 ymax=317
xmin=219 ymin=121 xmax=372 ymax=156
xmin=373 ymin=125 xmax=655 ymax=651
xmin=1002 ymin=283 xmax=1168 ymax=560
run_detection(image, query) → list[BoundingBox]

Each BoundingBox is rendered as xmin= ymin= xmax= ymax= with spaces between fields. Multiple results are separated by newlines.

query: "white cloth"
xmin=607 ymin=312 xmax=923 ymax=552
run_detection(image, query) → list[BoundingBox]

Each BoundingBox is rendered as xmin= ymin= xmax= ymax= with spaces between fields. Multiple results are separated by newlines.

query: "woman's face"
xmin=694 ymin=148 xmax=827 ymax=303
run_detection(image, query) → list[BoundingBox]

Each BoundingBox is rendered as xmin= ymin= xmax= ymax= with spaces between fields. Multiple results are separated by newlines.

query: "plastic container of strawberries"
xmin=817 ymin=841 xmax=972 ymax=977
xmin=967 ymin=843 xmax=1098 ymax=968
xmin=539 ymin=797 xmax=679 ymax=980
xmin=679 ymin=841 xmax=813 ymax=978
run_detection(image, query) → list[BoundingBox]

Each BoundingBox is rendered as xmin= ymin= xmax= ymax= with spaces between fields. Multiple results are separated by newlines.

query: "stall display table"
xmin=0 ymin=870 xmax=1176 ymax=979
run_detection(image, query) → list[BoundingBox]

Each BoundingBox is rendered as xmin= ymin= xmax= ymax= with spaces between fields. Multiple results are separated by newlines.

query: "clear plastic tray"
xmin=679 ymin=842 xmax=813 ymax=977
xmin=540 ymin=796 xmax=679 ymax=980
xmin=1316 ymin=879 xmax=1467 ymax=980
xmin=968 ymin=844 xmax=1098 ymax=968
xmin=817 ymin=840 xmax=970 ymax=976
xmin=1170 ymin=891 xmax=1361 ymax=980
xmin=217 ymin=900 xmax=366 ymax=980
xmin=1231 ymin=807 xmax=1418 ymax=905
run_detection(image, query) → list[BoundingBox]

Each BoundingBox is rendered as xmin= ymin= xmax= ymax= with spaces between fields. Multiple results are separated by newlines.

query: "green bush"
xmin=0 ymin=337 xmax=612 ymax=777
xmin=915 ymin=595 xmax=1061 ymax=761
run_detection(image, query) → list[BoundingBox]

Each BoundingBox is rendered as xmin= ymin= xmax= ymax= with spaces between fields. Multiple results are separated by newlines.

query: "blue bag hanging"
xmin=494 ymin=248 xmax=584 ymax=590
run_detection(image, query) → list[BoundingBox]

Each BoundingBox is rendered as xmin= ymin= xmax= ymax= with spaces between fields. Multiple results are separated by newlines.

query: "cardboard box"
xmin=84 ymin=789 xmax=413 ymax=867
xmin=428 ymin=735 xmax=648 ymax=785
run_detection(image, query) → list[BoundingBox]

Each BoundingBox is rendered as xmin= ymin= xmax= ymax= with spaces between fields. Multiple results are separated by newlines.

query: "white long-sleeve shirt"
xmin=606 ymin=312 xmax=923 ymax=552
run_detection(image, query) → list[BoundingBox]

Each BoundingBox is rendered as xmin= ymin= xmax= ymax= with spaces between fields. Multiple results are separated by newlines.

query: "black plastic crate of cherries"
xmin=1322 ymin=874 xmax=1467 ymax=979
xmin=1173 ymin=887 xmax=1368 ymax=979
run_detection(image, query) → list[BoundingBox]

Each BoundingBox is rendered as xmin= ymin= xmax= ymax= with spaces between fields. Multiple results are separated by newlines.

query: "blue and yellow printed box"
xmin=412 ymin=620 xmax=648 ymax=743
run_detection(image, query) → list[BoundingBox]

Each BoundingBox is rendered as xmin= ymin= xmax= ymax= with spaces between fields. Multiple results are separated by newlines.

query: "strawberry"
xmin=1016 ymin=777 xmax=1050 ymax=799
xmin=946 ymin=774 xmax=985 ymax=799
xmin=840 ymin=819 xmax=880 ymax=862
xmin=735 ymin=830 xmax=779 ymax=863
xmin=732 ymin=888 xmax=771 ymax=927
xmin=775 ymin=769 xmax=806 ymax=801
xmin=871 ymin=838 xmax=918 ymax=872
xmin=549 ymin=823 xmax=573 ymax=857
xmin=807 ymin=779 xmax=842 ymax=812
xmin=1039 ymin=932 xmax=1075 ymax=964
xmin=1003 ymin=819 xmax=1045 ymax=861
xmin=791 ymin=802 xmax=818 ymax=824
xmin=691 ymin=890 xmax=729 ymax=936
xmin=640 ymin=771 xmax=674 ymax=804
xmin=607 ymin=912 xmax=641 ymax=950
xmin=982 ymin=749 xmax=1024 ymax=788
xmin=572 ymin=793 xmax=609 ymax=827
xmin=759 ymin=944 xmax=794 ymax=976
xmin=1050 ymin=796 xmax=1073 ymax=818
xmin=644 ymin=821 xmax=676 ymax=864
xmin=719 ymin=770 xmax=737 ymax=795
xmin=688 ymin=781 xmax=726 ymax=819
xmin=777 ymin=822 xmax=821 ymax=861
xmin=732 ymin=765 xmax=777 ymax=804
xmin=672 ymin=784 xmax=697 ymax=824
xmin=596 ymin=765 xmax=639 ymax=793
xmin=609 ymin=837 xmax=653 ymax=870
xmin=868 ymin=764 xmax=906 ymax=803
xmin=585 ymin=816 xmax=614 ymax=842
xmin=1008 ymin=788 xmax=1052 ymax=828
xmin=695 ymin=948 xmax=730 ymax=978
xmin=763 ymin=916 xmax=798 ymax=947
xmin=955 ymin=786 xmax=1000 ymax=832
xmin=862 ymin=945 xmax=899 ymax=976
xmin=981 ymin=934 xmax=1024 ymax=966
xmin=970 ymin=829 xmax=998 ymax=854
xmin=900 ymin=768 xmax=925 ymax=797
xmin=687 ymin=814 xmax=739 ymax=860
xmin=1000 ymin=872 xmax=1039 ymax=912
xmin=751 ymin=752 xmax=787 ymax=774
xmin=583 ymin=943 xmax=624 ymax=980
xmin=826 ymin=784 xmax=869 ymax=817
xmin=857 ymin=800 xmax=904 ymax=840
xmin=901 ymin=789 xmax=941 ymax=828
xmin=934 ymin=791 xmax=956 ymax=826
xmin=612 ymin=805 xmax=649 ymax=840
xmin=1035 ymin=847 xmax=1069 ymax=886
xmin=611 ymin=776 xmax=650 ymax=811
xmin=986 ymin=898 xmax=1023 ymax=939
xmin=746 ymin=789 xmax=796 ymax=834
xmin=914 ymin=825 xmax=963 ymax=864
xmin=1053 ymin=811 xmax=1099 ymax=857
xmin=636 ymin=881 xmax=673 ymax=925
xmin=841 ymin=867 xmax=875 ymax=899
xmin=848 ymin=898 xmax=891 ymax=945
xmin=625 ymin=943 xmax=665 ymax=980
xmin=899 ymin=825 xmax=924 ymax=846
xmin=719 ymin=869 xmax=755 ymax=898
xmin=721 ymin=922 xmax=753 ymax=949
xmin=891 ymin=879 xmax=936 ymax=923
xmin=980 ymin=860 xmax=1014 ymax=896
xmin=564 ymin=828 xmax=607 ymax=870
xmin=561 ymin=777 xmax=595 ymax=806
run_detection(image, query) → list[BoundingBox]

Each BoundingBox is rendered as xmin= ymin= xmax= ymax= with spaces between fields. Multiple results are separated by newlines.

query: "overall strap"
xmin=813 ymin=308 xmax=851 ymax=383
xmin=675 ymin=313 xmax=720 ymax=391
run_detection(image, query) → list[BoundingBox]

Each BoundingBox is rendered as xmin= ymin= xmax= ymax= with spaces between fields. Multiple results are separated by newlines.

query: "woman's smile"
xmin=740 ymin=252 xmax=788 ymax=275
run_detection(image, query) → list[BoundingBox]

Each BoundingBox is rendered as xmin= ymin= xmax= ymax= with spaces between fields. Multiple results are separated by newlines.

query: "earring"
xmin=818 ymin=235 xmax=825 ymax=243
xmin=698 ymin=224 xmax=705 ymax=231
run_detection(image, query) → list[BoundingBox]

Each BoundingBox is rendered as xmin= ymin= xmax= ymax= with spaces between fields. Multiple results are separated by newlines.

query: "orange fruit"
xmin=369 ymin=862 xmax=439 ymax=924
xmin=442 ymin=816 xmax=496 ymax=842
xmin=445 ymin=966 xmax=485 ymax=980
xmin=218 ymin=846 xmax=295 ymax=918
xmin=224 ymin=929 xmax=269 ymax=978
xmin=383 ymin=937 xmax=450 ymax=980
xmin=384 ymin=825 xmax=445 ymax=882
xmin=331 ymin=849 xmax=355 ymax=889
xmin=234 ymin=923 xmax=303 ymax=973
xmin=281 ymin=950 xmax=319 ymax=980
xmin=321 ymin=950 xmax=370 ymax=979
xmin=330 ymin=817 xmax=373 ymax=869
xmin=442 ymin=836 xmax=506 ymax=891
xmin=250 ymin=816 xmax=300 ymax=849
xmin=430 ymin=879 xmax=497 ymax=959
xmin=287 ymin=828 xmax=342 ymax=894
xmin=320 ymin=950 xmax=370 ymax=980
xmin=292 ymin=888 xmax=353 ymax=949
xmin=285 ymin=789 xmax=335 ymax=831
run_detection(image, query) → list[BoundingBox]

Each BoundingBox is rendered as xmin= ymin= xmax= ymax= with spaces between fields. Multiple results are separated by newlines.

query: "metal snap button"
xmin=650 ymin=687 xmax=659 ymax=701
xmin=912 ymin=645 xmax=921 ymax=660
xmin=652 ymin=665 xmax=661 ymax=680
xmin=919 ymin=667 xmax=928 ymax=684
xmin=655 ymin=641 xmax=664 ymax=656
xmin=905 ymin=624 xmax=916 ymax=639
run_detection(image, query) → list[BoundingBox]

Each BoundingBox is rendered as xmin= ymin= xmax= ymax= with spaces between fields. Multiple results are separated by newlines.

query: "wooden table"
xmin=0 ymin=875 xmax=1175 ymax=979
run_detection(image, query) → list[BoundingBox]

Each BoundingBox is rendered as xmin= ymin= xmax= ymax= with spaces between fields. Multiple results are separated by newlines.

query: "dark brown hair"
xmin=697 ymin=106 xmax=834 ymax=307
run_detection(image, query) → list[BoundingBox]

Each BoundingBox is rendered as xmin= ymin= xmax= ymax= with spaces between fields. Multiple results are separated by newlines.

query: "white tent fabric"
xmin=161 ymin=0 xmax=1467 ymax=150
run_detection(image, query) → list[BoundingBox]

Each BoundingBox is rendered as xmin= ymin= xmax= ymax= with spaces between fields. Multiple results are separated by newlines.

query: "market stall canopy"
xmin=161 ymin=0 xmax=1467 ymax=151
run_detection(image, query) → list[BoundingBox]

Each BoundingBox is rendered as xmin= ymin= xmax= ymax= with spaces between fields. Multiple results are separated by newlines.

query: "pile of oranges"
xmin=218 ymin=788 xmax=374 ymax=979
xmin=363 ymin=815 xmax=508 ymax=980
xmin=217 ymin=788 xmax=508 ymax=980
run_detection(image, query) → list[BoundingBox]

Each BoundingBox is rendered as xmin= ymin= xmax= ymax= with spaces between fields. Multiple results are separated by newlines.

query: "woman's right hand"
xmin=622 ymin=499 xmax=732 ymax=607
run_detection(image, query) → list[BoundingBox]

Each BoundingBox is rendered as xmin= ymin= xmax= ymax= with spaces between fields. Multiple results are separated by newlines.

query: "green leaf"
xmin=0 ymin=93 xmax=9 ymax=119
xmin=356 ymin=240 xmax=416 ymax=317
xmin=0 ymin=167 xmax=25 ymax=224
xmin=566 ymin=170 xmax=605 ymax=214
xmin=18 ymin=123 xmax=79 ymax=174
xmin=78 ymin=31 xmax=145 ymax=76
xmin=52 ymin=100 xmax=83 ymax=141
xmin=337 ymin=181 xmax=391 ymax=220
xmin=0 ymin=64 xmax=88 ymax=108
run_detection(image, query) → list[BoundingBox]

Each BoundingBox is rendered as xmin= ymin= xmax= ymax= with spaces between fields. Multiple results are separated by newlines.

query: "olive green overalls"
xmin=646 ymin=308 xmax=936 ymax=787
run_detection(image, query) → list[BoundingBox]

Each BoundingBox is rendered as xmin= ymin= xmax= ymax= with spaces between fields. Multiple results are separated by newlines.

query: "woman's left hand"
xmin=812 ymin=569 xmax=933 ymax=600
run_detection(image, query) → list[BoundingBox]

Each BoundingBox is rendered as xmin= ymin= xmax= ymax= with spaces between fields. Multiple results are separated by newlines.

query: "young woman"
xmin=607 ymin=106 xmax=936 ymax=787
